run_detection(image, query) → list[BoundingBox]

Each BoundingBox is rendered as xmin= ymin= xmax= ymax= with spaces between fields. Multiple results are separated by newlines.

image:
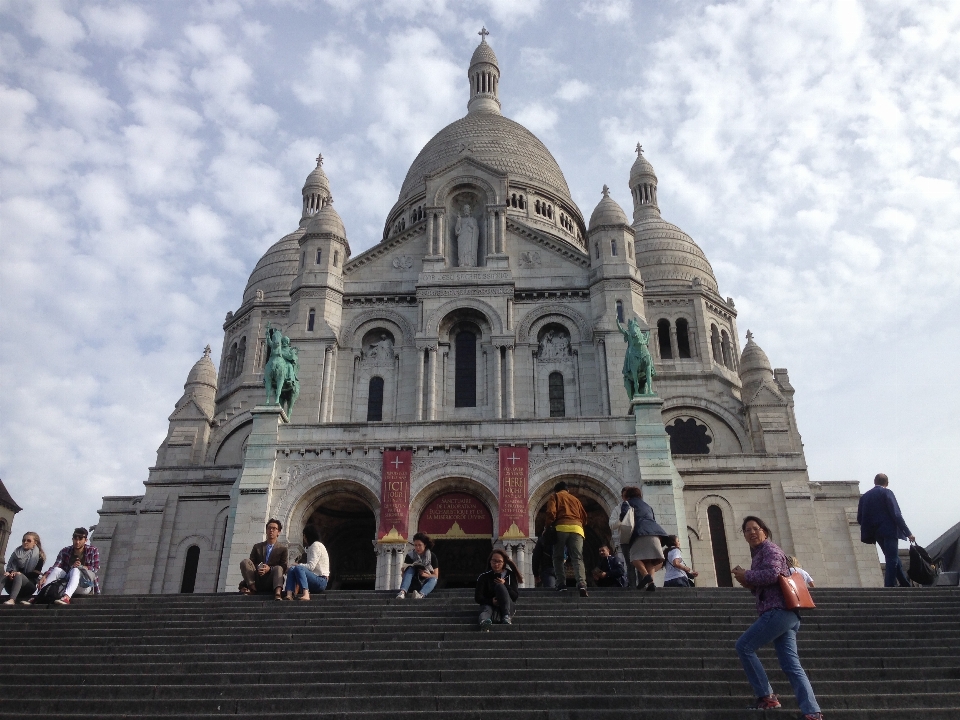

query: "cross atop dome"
xmin=316 ymin=154 xmax=324 ymax=167
xmin=203 ymin=344 xmax=211 ymax=357
xmin=636 ymin=143 xmax=644 ymax=157
xmin=478 ymin=26 xmax=489 ymax=43
xmin=746 ymin=330 xmax=754 ymax=341
xmin=602 ymin=184 xmax=610 ymax=198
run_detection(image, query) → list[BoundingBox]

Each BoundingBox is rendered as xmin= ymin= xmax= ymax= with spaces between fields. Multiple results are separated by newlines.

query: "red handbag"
xmin=779 ymin=573 xmax=816 ymax=609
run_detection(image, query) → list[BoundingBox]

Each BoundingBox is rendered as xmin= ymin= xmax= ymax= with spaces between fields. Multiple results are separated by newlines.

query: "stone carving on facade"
xmin=455 ymin=203 xmax=479 ymax=267
xmin=255 ymin=289 xmax=264 ymax=301
xmin=518 ymin=250 xmax=541 ymax=268
xmin=391 ymin=255 xmax=414 ymax=270
xmin=363 ymin=334 xmax=395 ymax=366
xmin=536 ymin=330 xmax=571 ymax=363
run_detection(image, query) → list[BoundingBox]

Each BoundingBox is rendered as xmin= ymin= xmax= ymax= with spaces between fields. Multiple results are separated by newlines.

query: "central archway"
xmin=304 ymin=492 xmax=377 ymax=590
xmin=417 ymin=491 xmax=493 ymax=588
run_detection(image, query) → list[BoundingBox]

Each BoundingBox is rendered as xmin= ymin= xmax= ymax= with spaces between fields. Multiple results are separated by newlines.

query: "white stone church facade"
xmin=94 ymin=35 xmax=882 ymax=593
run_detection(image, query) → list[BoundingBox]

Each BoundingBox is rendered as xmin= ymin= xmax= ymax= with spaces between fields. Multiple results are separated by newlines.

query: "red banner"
xmin=498 ymin=446 xmax=529 ymax=538
xmin=379 ymin=450 xmax=412 ymax=542
xmin=418 ymin=492 xmax=492 ymax=538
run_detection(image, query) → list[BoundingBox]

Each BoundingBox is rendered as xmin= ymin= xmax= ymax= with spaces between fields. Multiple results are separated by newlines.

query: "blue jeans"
xmin=735 ymin=608 xmax=820 ymax=715
xmin=284 ymin=566 xmax=328 ymax=593
xmin=400 ymin=567 xmax=437 ymax=596
xmin=878 ymin=535 xmax=910 ymax=587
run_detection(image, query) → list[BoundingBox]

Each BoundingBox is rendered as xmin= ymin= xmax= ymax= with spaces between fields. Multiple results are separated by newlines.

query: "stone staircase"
xmin=1 ymin=587 xmax=958 ymax=718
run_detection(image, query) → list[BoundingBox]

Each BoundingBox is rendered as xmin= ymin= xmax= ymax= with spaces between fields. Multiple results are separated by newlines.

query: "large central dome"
xmin=396 ymin=112 xmax=573 ymax=206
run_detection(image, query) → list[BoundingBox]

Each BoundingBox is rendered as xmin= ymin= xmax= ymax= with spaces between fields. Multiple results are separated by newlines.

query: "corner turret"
xmin=156 ymin=346 xmax=217 ymax=467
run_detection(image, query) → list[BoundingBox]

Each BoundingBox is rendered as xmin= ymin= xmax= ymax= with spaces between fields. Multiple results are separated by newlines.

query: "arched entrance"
xmin=304 ymin=492 xmax=377 ymax=590
xmin=534 ymin=485 xmax=614 ymax=587
xmin=417 ymin=491 xmax=493 ymax=588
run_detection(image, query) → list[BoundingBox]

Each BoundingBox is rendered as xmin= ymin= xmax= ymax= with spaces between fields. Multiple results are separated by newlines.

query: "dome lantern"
xmin=301 ymin=153 xmax=331 ymax=226
xmin=467 ymin=27 xmax=501 ymax=115
xmin=629 ymin=143 xmax=659 ymax=222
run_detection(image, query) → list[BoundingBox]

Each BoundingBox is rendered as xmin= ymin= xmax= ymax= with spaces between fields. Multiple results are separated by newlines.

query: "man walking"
xmin=544 ymin=482 xmax=589 ymax=597
xmin=857 ymin=474 xmax=915 ymax=587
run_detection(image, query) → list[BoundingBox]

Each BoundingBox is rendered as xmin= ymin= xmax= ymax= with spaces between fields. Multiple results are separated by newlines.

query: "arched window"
xmin=720 ymin=330 xmax=732 ymax=368
xmin=315 ymin=248 xmax=322 ymax=265
xmin=657 ymin=319 xmax=672 ymax=359
xmin=235 ymin=337 xmax=246 ymax=377
xmin=519 ymin=195 xmax=525 ymax=209
xmin=307 ymin=309 xmax=316 ymax=332
xmin=548 ymin=372 xmax=565 ymax=417
xmin=611 ymin=239 xmax=617 ymax=256
xmin=547 ymin=206 xmax=552 ymax=219
xmin=676 ymin=319 xmax=692 ymax=358
xmin=367 ymin=376 xmax=384 ymax=421
xmin=455 ymin=330 xmax=477 ymax=407
xmin=616 ymin=300 xmax=624 ymax=324
xmin=300 ymin=251 xmax=305 ymax=269
xmin=707 ymin=505 xmax=733 ymax=587
xmin=180 ymin=545 xmax=200 ymax=593
xmin=711 ymin=324 xmax=722 ymax=364
xmin=226 ymin=342 xmax=238 ymax=381
xmin=333 ymin=251 xmax=339 ymax=267
xmin=594 ymin=243 xmax=600 ymax=259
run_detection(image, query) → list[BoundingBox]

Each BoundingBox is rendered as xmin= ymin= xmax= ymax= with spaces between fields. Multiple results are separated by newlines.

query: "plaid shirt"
xmin=50 ymin=544 xmax=101 ymax=594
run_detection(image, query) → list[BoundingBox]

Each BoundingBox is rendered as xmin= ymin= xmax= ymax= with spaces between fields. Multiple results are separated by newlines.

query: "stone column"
xmin=596 ymin=339 xmax=610 ymax=415
xmin=319 ymin=345 xmax=333 ymax=423
xmin=437 ymin=213 xmax=445 ymax=259
xmin=221 ymin=405 xmax=287 ymax=592
xmin=375 ymin=542 xmax=407 ymax=590
xmin=499 ymin=210 xmax=507 ymax=253
xmin=493 ymin=344 xmax=503 ymax=418
xmin=415 ymin=348 xmax=425 ymax=421
xmin=631 ymin=394 xmax=690 ymax=570
xmin=669 ymin=324 xmax=680 ymax=361
xmin=426 ymin=345 xmax=438 ymax=420
xmin=505 ymin=344 xmax=515 ymax=418
xmin=426 ymin=213 xmax=436 ymax=255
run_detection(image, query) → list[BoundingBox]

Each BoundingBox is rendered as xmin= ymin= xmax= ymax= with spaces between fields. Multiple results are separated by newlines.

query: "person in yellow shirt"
xmin=544 ymin=482 xmax=589 ymax=597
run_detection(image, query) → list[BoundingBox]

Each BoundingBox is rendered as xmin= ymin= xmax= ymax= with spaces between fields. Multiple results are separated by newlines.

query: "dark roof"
xmin=0 ymin=478 xmax=22 ymax=513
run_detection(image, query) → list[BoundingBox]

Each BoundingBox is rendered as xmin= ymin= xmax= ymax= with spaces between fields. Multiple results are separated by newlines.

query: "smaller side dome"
xmin=304 ymin=200 xmax=346 ymax=239
xmin=301 ymin=154 xmax=331 ymax=225
xmin=186 ymin=345 xmax=218 ymax=390
xmin=629 ymin=143 xmax=657 ymax=184
xmin=588 ymin=185 xmax=629 ymax=231
xmin=739 ymin=331 xmax=775 ymax=392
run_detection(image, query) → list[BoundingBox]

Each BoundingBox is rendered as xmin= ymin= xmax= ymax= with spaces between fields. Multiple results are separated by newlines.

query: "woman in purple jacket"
xmin=732 ymin=516 xmax=823 ymax=720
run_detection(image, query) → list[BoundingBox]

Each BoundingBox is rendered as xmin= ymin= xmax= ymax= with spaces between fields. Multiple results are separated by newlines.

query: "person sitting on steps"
xmin=239 ymin=518 xmax=288 ymax=600
xmin=284 ymin=524 xmax=329 ymax=601
xmin=476 ymin=548 xmax=521 ymax=629
xmin=29 ymin=527 xmax=99 ymax=605
xmin=620 ymin=486 xmax=667 ymax=591
xmin=3 ymin=532 xmax=45 ymax=605
xmin=592 ymin=545 xmax=627 ymax=588
xmin=396 ymin=533 xmax=439 ymax=599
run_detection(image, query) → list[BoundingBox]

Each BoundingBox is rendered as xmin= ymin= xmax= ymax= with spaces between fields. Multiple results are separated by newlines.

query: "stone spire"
xmin=739 ymin=330 xmax=775 ymax=395
xmin=467 ymin=27 xmax=501 ymax=115
xmin=301 ymin=153 xmax=331 ymax=225
xmin=629 ymin=142 xmax=659 ymax=222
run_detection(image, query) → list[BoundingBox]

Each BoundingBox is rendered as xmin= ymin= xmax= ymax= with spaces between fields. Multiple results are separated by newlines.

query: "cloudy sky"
xmin=2 ymin=0 xmax=958 ymax=562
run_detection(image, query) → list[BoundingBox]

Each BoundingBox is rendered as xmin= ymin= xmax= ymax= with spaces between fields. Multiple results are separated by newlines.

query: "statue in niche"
xmin=538 ymin=330 xmax=571 ymax=361
xmin=455 ymin=203 xmax=479 ymax=267
xmin=364 ymin=334 xmax=394 ymax=364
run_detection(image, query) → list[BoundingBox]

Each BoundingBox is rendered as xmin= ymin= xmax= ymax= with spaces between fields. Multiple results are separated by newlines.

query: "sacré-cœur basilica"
xmin=94 ymin=33 xmax=882 ymax=594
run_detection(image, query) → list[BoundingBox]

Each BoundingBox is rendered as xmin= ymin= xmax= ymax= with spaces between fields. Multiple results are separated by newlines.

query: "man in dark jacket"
xmin=593 ymin=545 xmax=627 ymax=588
xmin=239 ymin=518 xmax=289 ymax=599
xmin=857 ymin=474 xmax=915 ymax=587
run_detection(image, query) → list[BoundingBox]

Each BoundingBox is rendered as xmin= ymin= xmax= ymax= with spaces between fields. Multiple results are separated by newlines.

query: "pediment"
xmin=168 ymin=397 xmax=213 ymax=423
xmin=507 ymin=219 xmax=590 ymax=270
xmin=343 ymin=224 xmax=428 ymax=284
xmin=746 ymin=380 xmax=787 ymax=406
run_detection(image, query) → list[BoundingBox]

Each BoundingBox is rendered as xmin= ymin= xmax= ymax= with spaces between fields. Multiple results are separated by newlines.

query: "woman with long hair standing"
xmin=732 ymin=516 xmax=823 ymax=720
xmin=620 ymin=486 xmax=667 ymax=591
xmin=3 ymin=532 xmax=45 ymax=604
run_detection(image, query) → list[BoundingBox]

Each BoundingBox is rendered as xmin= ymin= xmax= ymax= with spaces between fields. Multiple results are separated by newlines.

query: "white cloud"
xmin=290 ymin=38 xmax=364 ymax=114
xmin=580 ymin=0 xmax=631 ymax=24
xmin=513 ymin=102 xmax=557 ymax=136
xmin=18 ymin=0 xmax=86 ymax=49
xmin=82 ymin=4 xmax=153 ymax=49
xmin=555 ymin=79 xmax=590 ymax=102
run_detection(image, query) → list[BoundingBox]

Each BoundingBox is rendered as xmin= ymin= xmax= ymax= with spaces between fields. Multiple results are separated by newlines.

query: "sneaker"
xmin=20 ymin=598 xmax=34 ymax=606
xmin=555 ymin=584 xmax=566 ymax=592
xmin=395 ymin=590 xmax=406 ymax=599
xmin=480 ymin=618 xmax=492 ymax=630
xmin=502 ymin=615 xmax=512 ymax=625
xmin=578 ymin=586 xmax=589 ymax=597
xmin=638 ymin=574 xmax=653 ymax=590
xmin=54 ymin=595 xmax=71 ymax=606
xmin=645 ymin=581 xmax=656 ymax=592
xmin=411 ymin=590 xmax=423 ymax=599
xmin=749 ymin=694 xmax=781 ymax=710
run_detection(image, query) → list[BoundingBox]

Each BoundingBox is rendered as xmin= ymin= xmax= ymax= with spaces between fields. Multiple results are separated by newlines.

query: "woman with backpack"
xmin=3 ymin=532 xmax=45 ymax=604
xmin=732 ymin=515 xmax=823 ymax=720
xmin=619 ymin=486 xmax=667 ymax=591
xmin=662 ymin=535 xmax=697 ymax=588
xmin=475 ymin=548 xmax=521 ymax=628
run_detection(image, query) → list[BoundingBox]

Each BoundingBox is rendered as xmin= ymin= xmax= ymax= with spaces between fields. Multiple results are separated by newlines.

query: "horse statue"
xmin=616 ymin=315 xmax=656 ymax=402
xmin=263 ymin=326 xmax=300 ymax=416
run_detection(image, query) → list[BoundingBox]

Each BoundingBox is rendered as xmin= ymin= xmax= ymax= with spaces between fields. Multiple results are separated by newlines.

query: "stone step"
xmin=4 ymin=712 xmax=957 ymax=720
